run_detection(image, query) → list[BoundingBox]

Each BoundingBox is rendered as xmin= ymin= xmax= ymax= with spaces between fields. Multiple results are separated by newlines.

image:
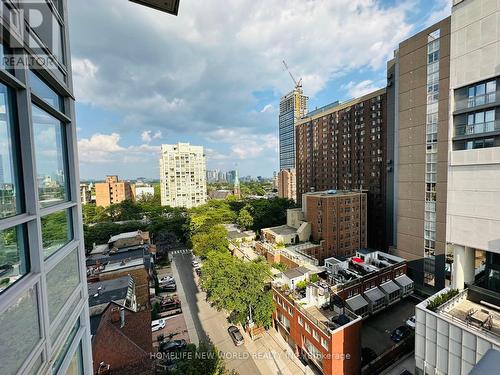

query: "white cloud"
xmin=78 ymin=133 xmax=160 ymax=164
xmin=141 ymin=130 xmax=152 ymax=142
xmin=260 ymin=104 xmax=273 ymax=113
xmin=342 ymin=80 xmax=383 ymax=98
xmin=153 ymin=130 xmax=162 ymax=139
xmin=425 ymin=0 xmax=452 ymax=27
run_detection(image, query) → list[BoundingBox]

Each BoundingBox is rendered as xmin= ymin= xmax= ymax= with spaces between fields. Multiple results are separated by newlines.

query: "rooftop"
xmin=325 ymin=249 xmax=406 ymax=287
xmin=88 ymin=276 xmax=133 ymax=307
xmin=303 ymin=189 xmax=366 ymax=198
xmin=262 ymin=224 xmax=297 ymax=236
xmin=108 ymin=230 xmax=145 ymax=243
xmin=282 ymin=266 xmax=310 ymax=279
xmin=423 ymin=288 xmax=500 ymax=342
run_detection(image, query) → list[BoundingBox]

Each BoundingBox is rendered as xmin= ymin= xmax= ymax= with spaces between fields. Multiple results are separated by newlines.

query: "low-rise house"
xmin=91 ymin=302 xmax=152 ymax=375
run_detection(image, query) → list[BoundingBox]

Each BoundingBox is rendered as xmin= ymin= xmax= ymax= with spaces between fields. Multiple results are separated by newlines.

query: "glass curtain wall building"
xmin=279 ymin=87 xmax=308 ymax=170
xmin=0 ymin=1 xmax=91 ymax=374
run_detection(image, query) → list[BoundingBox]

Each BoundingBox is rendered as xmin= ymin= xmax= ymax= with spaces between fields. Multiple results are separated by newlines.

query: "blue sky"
xmin=69 ymin=0 xmax=451 ymax=180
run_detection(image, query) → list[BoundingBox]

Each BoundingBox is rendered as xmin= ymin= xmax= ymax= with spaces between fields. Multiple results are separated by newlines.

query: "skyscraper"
xmin=160 ymin=143 xmax=207 ymax=208
xmin=296 ymin=90 xmax=390 ymax=251
xmin=279 ymin=87 xmax=308 ymax=170
xmin=0 ymin=1 xmax=92 ymax=373
xmin=390 ymin=18 xmax=451 ymax=292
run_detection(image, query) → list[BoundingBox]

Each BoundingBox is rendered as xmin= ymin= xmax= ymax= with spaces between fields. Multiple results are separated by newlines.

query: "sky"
xmin=69 ymin=0 xmax=451 ymax=180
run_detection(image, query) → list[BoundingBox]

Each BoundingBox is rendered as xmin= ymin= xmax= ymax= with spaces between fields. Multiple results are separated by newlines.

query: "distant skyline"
xmin=70 ymin=0 xmax=451 ymax=180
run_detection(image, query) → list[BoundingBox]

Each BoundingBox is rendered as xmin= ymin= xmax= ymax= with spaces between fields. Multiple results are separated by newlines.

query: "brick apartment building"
xmin=272 ymin=274 xmax=362 ymax=375
xmin=95 ymin=175 xmax=134 ymax=207
xmin=278 ymin=168 xmax=296 ymax=201
xmin=296 ymin=90 xmax=391 ymax=251
xmin=302 ymin=190 xmax=367 ymax=261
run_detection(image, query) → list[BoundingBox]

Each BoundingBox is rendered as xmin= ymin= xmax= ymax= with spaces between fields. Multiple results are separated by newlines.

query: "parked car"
xmin=405 ymin=315 xmax=416 ymax=329
xmin=227 ymin=325 xmax=244 ymax=346
xmin=159 ymin=339 xmax=187 ymax=352
xmin=161 ymin=284 xmax=177 ymax=292
xmin=151 ymin=319 xmax=166 ymax=332
xmin=161 ymin=297 xmax=181 ymax=311
xmin=192 ymin=260 xmax=200 ymax=268
xmin=390 ymin=325 xmax=411 ymax=342
xmin=160 ymin=276 xmax=175 ymax=284
xmin=195 ymin=268 xmax=202 ymax=276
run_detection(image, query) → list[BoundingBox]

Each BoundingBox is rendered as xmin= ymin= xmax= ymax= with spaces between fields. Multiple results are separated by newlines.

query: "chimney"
xmin=111 ymin=307 xmax=120 ymax=323
xmin=119 ymin=307 xmax=125 ymax=328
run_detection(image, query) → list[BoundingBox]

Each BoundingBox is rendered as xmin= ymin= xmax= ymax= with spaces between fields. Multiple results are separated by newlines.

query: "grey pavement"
xmin=171 ymin=250 xmax=262 ymax=375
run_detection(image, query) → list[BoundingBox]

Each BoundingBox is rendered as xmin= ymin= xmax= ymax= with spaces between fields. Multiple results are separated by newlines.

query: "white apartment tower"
xmin=160 ymin=143 xmax=207 ymax=208
xmin=415 ymin=1 xmax=500 ymax=374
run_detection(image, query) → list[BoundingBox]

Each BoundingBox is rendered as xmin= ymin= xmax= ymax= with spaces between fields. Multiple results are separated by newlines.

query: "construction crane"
xmin=282 ymin=60 xmax=302 ymax=89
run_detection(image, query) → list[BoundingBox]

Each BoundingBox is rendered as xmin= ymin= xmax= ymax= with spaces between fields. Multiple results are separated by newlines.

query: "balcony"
xmin=454 ymin=120 xmax=500 ymax=137
xmin=455 ymin=92 xmax=498 ymax=112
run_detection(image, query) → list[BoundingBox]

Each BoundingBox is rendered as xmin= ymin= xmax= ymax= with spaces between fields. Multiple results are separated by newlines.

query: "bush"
xmin=427 ymin=289 xmax=459 ymax=312
xmin=151 ymin=301 xmax=160 ymax=320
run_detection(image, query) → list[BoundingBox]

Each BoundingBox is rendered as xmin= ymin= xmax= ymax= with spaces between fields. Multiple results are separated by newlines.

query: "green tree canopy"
xmin=191 ymin=225 xmax=228 ymax=258
xmin=236 ymin=207 xmax=253 ymax=230
xmin=171 ymin=342 xmax=237 ymax=375
xmin=201 ymin=252 xmax=273 ymax=328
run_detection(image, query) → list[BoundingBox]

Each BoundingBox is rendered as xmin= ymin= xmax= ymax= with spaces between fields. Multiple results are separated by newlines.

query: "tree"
xmin=201 ymin=252 xmax=274 ymax=328
xmin=191 ymin=225 xmax=229 ymax=258
xmin=189 ymin=200 xmax=236 ymax=236
xmin=236 ymin=207 xmax=253 ymax=230
xmin=171 ymin=342 xmax=237 ymax=375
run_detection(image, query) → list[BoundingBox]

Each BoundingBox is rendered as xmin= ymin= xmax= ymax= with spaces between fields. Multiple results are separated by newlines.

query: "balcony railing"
xmin=455 ymin=120 xmax=500 ymax=137
xmin=455 ymin=92 xmax=497 ymax=111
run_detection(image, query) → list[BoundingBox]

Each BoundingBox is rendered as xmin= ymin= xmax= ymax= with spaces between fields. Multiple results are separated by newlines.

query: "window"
xmin=52 ymin=319 xmax=80 ymax=374
xmin=32 ymin=104 xmax=69 ymax=207
xmin=46 ymin=250 xmax=80 ymax=322
xmin=321 ymin=337 xmax=328 ymax=350
xmin=0 ymin=83 xmax=23 ymax=219
xmin=305 ymin=323 xmax=311 ymax=333
xmin=41 ymin=209 xmax=73 ymax=259
xmin=0 ymin=224 xmax=29 ymax=292
xmin=298 ymin=316 xmax=304 ymax=326
xmin=29 ymin=70 xmax=64 ymax=111
xmin=65 ymin=342 xmax=84 ymax=375
xmin=0 ymin=286 xmax=41 ymax=374
xmin=312 ymin=330 xmax=319 ymax=341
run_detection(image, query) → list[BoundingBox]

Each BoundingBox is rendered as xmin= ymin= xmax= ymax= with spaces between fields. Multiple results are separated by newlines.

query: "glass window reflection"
xmin=32 ymin=104 xmax=69 ymax=207
xmin=41 ymin=209 xmax=73 ymax=259
xmin=0 ymin=224 xmax=29 ymax=293
xmin=0 ymin=83 xmax=23 ymax=218
xmin=29 ymin=70 xmax=64 ymax=112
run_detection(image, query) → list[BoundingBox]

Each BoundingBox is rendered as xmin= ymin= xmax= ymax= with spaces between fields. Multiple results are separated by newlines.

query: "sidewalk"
xmin=244 ymin=329 xmax=313 ymax=375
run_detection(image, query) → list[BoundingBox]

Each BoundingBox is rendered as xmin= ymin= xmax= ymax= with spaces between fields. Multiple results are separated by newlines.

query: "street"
xmin=170 ymin=250 xmax=262 ymax=375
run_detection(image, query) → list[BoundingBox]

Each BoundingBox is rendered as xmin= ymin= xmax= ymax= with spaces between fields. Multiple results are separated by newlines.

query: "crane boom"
xmin=282 ymin=60 xmax=302 ymax=88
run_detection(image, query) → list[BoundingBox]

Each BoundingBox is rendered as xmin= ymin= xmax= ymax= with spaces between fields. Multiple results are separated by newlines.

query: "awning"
xmin=363 ymin=287 xmax=385 ymax=303
xmin=345 ymin=294 xmax=369 ymax=312
xmin=380 ymin=280 xmax=401 ymax=295
xmin=394 ymin=274 xmax=413 ymax=288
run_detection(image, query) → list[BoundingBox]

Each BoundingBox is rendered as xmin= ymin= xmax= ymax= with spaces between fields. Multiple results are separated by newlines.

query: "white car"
xmin=151 ymin=318 xmax=166 ymax=332
xmin=192 ymin=260 xmax=200 ymax=268
xmin=160 ymin=276 xmax=175 ymax=284
xmin=405 ymin=315 xmax=416 ymax=329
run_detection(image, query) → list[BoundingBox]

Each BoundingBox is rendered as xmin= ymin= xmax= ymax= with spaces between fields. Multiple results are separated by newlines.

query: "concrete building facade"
xmin=391 ymin=18 xmax=451 ymax=291
xmin=296 ymin=91 xmax=389 ymax=251
xmin=159 ymin=143 xmax=207 ymax=208
xmin=279 ymin=87 xmax=308 ymax=170
xmin=415 ymin=1 xmax=500 ymax=374
xmin=95 ymin=175 xmax=133 ymax=207
xmin=277 ymin=168 xmax=296 ymax=201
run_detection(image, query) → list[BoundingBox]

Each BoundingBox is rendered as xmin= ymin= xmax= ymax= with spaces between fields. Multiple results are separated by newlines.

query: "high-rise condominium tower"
xmin=279 ymin=87 xmax=308 ymax=170
xmin=390 ymin=18 xmax=451 ymax=291
xmin=0 ymin=0 xmax=92 ymax=373
xmin=160 ymin=143 xmax=207 ymax=208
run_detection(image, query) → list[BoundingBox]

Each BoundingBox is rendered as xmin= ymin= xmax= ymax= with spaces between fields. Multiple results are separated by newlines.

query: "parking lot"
xmin=361 ymin=297 xmax=418 ymax=356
